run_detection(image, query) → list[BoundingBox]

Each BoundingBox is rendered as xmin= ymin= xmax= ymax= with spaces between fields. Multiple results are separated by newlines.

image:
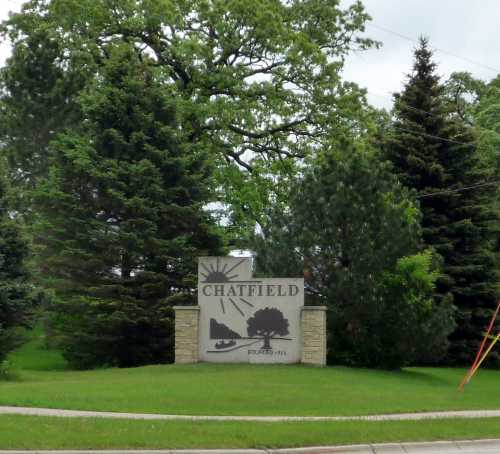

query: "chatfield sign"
xmin=198 ymin=256 xmax=304 ymax=363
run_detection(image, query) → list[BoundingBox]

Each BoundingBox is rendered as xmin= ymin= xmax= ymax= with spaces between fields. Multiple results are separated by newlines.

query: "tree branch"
xmin=228 ymin=118 xmax=309 ymax=139
xmin=220 ymin=144 xmax=253 ymax=172
xmin=243 ymin=60 xmax=287 ymax=76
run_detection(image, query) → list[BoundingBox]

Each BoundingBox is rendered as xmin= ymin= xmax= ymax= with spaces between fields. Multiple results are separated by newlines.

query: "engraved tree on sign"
xmin=247 ymin=307 xmax=290 ymax=350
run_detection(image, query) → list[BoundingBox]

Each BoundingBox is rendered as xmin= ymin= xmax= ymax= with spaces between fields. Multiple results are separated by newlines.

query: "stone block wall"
xmin=301 ymin=306 xmax=327 ymax=366
xmin=174 ymin=306 xmax=200 ymax=363
xmin=174 ymin=304 xmax=328 ymax=366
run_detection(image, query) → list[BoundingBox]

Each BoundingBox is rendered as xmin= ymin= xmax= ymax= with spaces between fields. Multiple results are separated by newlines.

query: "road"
xmin=2 ymin=440 xmax=500 ymax=453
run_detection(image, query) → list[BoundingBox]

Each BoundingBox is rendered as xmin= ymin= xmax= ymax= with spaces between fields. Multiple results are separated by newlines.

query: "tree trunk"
xmin=121 ymin=252 xmax=131 ymax=279
xmin=262 ymin=336 xmax=271 ymax=350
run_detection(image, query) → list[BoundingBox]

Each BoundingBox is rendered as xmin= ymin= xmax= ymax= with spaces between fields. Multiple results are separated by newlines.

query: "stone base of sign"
xmin=174 ymin=304 xmax=327 ymax=366
xmin=301 ymin=306 xmax=327 ymax=366
xmin=174 ymin=306 xmax=200 ymax=364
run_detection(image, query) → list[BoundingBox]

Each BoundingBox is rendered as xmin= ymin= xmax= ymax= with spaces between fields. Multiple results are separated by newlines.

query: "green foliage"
xmin=32 ymin=43 xmax=224 ymax=368
xmin=50 ymin=297 xmax=174 ymax=369
xmin=471 ymin=76 xmax=500 ymax=276
xmin=443 ymin=71 xmax=486 ymax=124
xmin=443 ymin=72 xmax=500 ymax=302
xmin=384 ymin=39 xmax=499 ymax=365
xmin=376 ymin=251 xmax=455 ymax=367
xmin=475 ymin=76 xmax=500 ymax=168
xmin=1 ymin=0 xmax=378 ymax=240
xmin=0 ymin=167 xmax=37 ymax=366
xmin=0 ymin=9 xmax=90 ymax=213
xmin=253 ymin=145 xmax=453 ymax=368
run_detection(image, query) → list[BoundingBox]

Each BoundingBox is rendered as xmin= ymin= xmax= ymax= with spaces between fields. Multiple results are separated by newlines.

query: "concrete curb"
xmin=1 ymin=439 xmax=500 ymax=453
xmin=2 ymin=406 xmax=500 ymax=422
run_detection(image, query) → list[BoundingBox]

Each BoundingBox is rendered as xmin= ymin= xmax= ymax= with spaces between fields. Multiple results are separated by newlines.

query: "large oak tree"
xmin=1 ymin=0 xmax=378 ymax=235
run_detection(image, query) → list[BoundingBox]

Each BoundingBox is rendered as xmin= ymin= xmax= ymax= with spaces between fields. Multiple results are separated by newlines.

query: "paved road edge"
xmin=1 ymin=438 xmax=500 ymax=453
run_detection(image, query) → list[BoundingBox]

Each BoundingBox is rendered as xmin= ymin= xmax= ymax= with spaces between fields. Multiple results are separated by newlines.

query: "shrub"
xmin=254 ymin=146 xmax=454 ymax=368
xmin=50 ymin=296 xmax=175 ymax=369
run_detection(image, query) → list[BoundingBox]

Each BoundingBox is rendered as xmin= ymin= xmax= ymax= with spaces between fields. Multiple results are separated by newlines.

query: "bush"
xmin=337 ymin=251 xmax=455 ymax=368
xmin=50 ymin=296 xmax=175 ymax=369
xmin=254 ymin=145 xmax=454 ymax=368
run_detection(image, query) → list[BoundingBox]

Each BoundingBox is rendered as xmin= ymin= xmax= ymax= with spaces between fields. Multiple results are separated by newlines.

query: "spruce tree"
xmin=253 ymin=145 xmax=454 ymax=368
xmin=473 ymin=75 xmax=500 ymax=272
xmin=385 ymin=38 xmax=499 ymax=365
xmin=0 ymin=167 xmax=36 ymax=365
xmin=33 ymin=44 xmax=224 ymax=368
xmin=0 ymin=19 xmax=86 ymax=191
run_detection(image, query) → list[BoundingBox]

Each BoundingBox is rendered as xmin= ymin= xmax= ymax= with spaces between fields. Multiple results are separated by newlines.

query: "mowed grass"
xmin=1 ymin=415 xmax=500 ymax=449
xmin=2 ymin=331 xmax=500 ymax=449
xmin=1 ymin=332 xmax=500 ymax=416
xmin=7 ymin=324 xmax=67 ymax=372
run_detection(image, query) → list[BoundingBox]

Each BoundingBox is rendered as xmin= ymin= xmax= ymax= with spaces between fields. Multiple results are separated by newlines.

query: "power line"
xmin=355 ymin=50 xmax=494 ymax=138
xmin=369 ymin=90 xmax=452 ymax=122
xmin=368 ymin=89 xmax=500 ymax=141
xmin=355 ymin=52 xmax=499 ymax=200
xmin=368 ymin=90 xmax=471 ymax=126
xmin=368 ymin=91 xmax=435 ymax=118
xmin=367 ymin=91 xmax=478 ymax=147
xmin=367 ymin=23 xmax=500 ymax=75
xmin=391 ymin=125 xmax=474 ymax=147
xmin=417 ymin=180 xmax=500 ymax=198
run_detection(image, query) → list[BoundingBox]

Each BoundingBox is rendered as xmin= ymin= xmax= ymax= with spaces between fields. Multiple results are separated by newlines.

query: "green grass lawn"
xmin=0 ymin=415 xmax=500 ymax=449
xmin=1 ymin=329 xmax=500 ymax=449
xmin=3 ymin=363 xmax=500 ymax=416
xmin=2 ymin=335 xmax=500 ymax=417
xmin=7 ymin=324 xmax=67 ymax=372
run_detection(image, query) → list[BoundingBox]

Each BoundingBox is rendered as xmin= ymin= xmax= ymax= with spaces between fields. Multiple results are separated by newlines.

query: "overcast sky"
xmin=341 ymin=0 xmax=500 ymax=108
xmin=1 ymin=0 xmax=499 ymax=110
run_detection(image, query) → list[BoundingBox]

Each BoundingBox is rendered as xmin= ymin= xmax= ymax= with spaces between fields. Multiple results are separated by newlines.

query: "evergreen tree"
xmin=473 ymin=75 xmax=500 ymax=270
xmin=385 ymin=38 xmax=499 ymax=365
xmin=33 ymin=44 xmax=224 ymax=369
xmin=0 ymin=166 xmax=36 ymax=365
xmin=0 ymin=12 xmax=88 ymax=204
xmin=253 ymin=145 xmax=454 ymax=368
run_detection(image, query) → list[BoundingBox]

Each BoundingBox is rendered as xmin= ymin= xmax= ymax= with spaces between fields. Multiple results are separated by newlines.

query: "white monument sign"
xmin=198 ymin=256 xmax=304 ymax=363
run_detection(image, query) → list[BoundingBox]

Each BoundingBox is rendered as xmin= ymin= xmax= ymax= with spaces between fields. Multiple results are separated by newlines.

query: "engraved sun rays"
xmin=221 ymin=296 xmax=254 ymax=316
xmin=201 ymin=258 xmax=244 ymax=283
xmin=201 ymin=258 xmax=255 ymax=317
